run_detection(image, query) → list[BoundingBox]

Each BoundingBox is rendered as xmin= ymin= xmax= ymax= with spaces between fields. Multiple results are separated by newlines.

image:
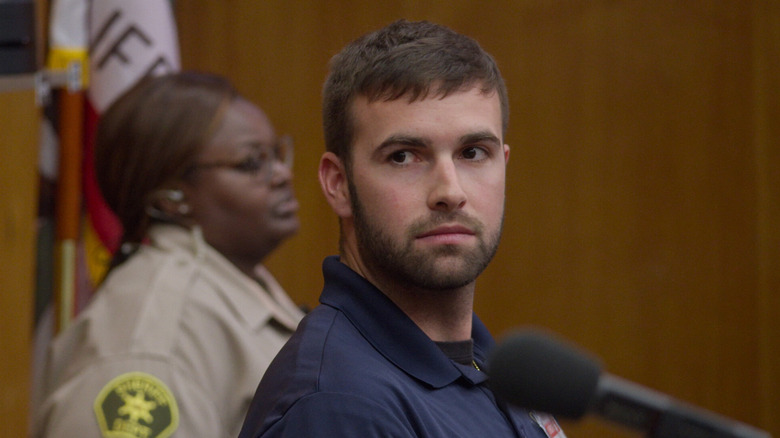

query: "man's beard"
xmin=348 ymin=179 xmax=503 ymax=291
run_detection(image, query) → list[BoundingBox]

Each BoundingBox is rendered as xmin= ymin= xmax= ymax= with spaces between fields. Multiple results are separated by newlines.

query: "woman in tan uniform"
xmin=34 ymin=72 xmax=304 ymax=438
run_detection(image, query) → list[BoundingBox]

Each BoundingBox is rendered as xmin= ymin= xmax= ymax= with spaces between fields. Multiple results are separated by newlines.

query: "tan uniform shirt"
xmin=34 ymin=225 xmax=304 ymax=438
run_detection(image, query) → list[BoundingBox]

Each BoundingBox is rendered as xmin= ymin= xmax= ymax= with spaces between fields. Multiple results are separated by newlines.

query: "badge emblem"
xmin=94 ymin=372 xmax=179 ymax=438
xmin=530 ymin=411 xmax=567 ymax=438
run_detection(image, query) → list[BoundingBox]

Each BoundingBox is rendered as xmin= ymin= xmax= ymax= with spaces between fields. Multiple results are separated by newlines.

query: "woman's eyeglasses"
xmin=188 ymin=135 xmax=294 ymax=183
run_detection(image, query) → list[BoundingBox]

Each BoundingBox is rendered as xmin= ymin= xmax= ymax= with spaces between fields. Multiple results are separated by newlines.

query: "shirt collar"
xmin=319 ymin=255 xmax=493 ymax=388
xmin=149 ymin=224 xmax=302 ymax=331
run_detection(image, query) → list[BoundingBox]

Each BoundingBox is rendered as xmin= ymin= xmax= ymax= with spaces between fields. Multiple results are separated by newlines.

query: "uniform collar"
xmin=149 ymin=224 xmax=302 ymax=332
xmin=319 ymin=255 xmax=493 ymax=389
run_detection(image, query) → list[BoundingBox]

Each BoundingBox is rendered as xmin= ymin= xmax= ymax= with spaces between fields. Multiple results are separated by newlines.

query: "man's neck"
xmin=340 ymin=253 xmax=475 ymax=342
xmin=388 ymin=288 xmax=475 ymax=342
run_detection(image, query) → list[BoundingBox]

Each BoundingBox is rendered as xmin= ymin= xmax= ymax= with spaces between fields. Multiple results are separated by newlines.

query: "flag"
xmin=87 ymin=2 xmax=180 ymax=114
xmin=44 ymin=0 xmax=180 ymax=332
xmin=82 ymin=0 xmax=180 ymax=292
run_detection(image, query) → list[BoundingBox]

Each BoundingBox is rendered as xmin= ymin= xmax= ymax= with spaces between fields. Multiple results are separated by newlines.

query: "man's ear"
xmin=318 ymin=151 xmax=352 ymax=218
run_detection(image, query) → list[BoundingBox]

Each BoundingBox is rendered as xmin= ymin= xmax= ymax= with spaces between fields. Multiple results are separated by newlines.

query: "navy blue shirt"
xmin=239 ymin=256 xmax=554 ymax=438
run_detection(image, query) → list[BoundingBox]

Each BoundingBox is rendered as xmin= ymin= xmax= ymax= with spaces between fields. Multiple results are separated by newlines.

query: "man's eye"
xmin=389 ymin=150 xmax=411 ymax=164
xmin=462 ymin=146 xmax=488 ymax=161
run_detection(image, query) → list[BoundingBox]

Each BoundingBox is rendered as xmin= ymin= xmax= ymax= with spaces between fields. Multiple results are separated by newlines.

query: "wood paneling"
xmin=175 ymin=2 xmax=779 ymax=436
xmin=0 ymin=88 xmax=39 ymax=437
xmin=754 ymin=1 xmax=780 ymax=435
xmin=1 ymin=0 xmax=43 ymax=434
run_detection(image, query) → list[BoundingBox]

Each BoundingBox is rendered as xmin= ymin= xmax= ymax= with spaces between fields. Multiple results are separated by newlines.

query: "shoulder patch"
xmin=93 ymin=372 xmax=179 ymax=438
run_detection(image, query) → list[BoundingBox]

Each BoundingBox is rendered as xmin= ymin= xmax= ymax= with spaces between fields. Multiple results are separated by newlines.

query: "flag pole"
xmin=51 ymin=57 xmax=86 ymax=333
xmin=48 ymin=0 xmax=90 ymax=333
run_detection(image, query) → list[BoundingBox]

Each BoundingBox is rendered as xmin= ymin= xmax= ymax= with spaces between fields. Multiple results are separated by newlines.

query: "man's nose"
xmin=427 ymin=160 xmax=467 ymax=212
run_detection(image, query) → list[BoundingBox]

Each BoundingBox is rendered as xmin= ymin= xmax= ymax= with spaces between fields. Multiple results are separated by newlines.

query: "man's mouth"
xmin=416 ymin=224 xmax=475 ymax=244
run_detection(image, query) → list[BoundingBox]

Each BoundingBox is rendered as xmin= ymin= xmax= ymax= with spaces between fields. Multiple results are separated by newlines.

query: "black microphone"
xmin=487 ymin=330 xmax=771 ymax=438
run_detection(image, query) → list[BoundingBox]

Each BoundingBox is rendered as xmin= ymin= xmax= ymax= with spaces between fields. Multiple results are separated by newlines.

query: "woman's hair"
xmin=95 ymin=71 xmax=238 ymax=267
xmin=322 ymin=19 xmax=509 ymax=173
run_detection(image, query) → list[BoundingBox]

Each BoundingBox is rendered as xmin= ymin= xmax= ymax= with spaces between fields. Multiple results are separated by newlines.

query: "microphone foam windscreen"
xmin=486 ymin=329 xmax=602 ymax=419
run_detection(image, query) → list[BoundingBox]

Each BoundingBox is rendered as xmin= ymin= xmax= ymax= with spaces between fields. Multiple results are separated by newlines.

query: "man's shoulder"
xmin=268 ymin=304 xmax=398 ymax=384
xmin=240 ymin=304 xmax=418 ymax=438
xmin=248 ymin=304 xmax=410 ymax=420
xmin=243 ymin=391 xmax=412 ymax=438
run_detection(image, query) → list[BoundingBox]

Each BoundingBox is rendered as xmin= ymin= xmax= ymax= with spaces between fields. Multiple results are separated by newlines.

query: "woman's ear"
xmin=318 ymin=152 xmax=352 ymax=218
xmin=146 ymin=188 xmax=191 ymax=221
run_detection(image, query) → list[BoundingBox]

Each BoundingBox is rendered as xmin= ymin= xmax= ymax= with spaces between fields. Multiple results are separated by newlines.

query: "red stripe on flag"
xmin=82 ymin=100 xmax=122 ymax=254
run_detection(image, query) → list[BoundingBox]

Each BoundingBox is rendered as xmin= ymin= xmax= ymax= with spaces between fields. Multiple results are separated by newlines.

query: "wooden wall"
xmin=177 ymin=1 xmax=779 ymax=436
xmin=0 ymin=90 xmax=39 ymax=436
xmin=0 ymin=0 xmax=42 ymax=436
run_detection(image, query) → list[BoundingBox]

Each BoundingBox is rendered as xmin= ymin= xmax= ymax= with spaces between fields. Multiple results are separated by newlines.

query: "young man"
xmin=239 ymin=20 xmax=562 ymax=438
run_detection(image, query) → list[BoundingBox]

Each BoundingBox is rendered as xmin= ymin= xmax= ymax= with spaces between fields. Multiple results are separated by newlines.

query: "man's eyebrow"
xmin=376 ymin=134 xmax=429 ymax=151
xmin=459 ymin=131 xmax=501 ymax=146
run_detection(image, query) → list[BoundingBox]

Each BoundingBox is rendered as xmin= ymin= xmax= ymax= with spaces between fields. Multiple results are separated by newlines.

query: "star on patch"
xmin=94 ymin=372 xmax=179 ymax=438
